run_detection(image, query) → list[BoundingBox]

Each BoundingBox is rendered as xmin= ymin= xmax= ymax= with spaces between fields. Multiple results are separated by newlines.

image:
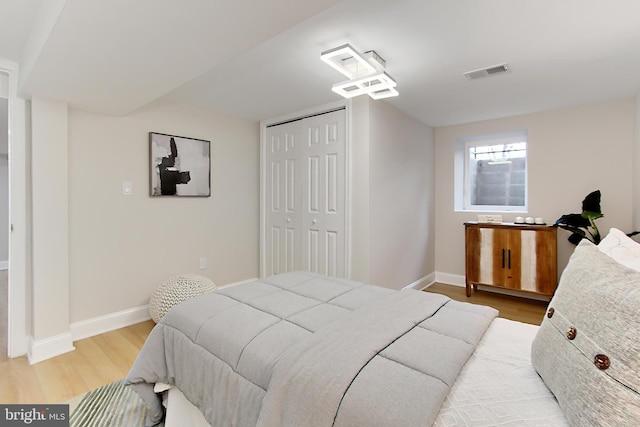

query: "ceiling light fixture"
xmin=332 ymin=71 xmax=397 ymax=98
xmin=321 ymin=44 xmax=399 ymax=99
xmin=320 ymin=44 xmax=377 ymax=79
xmin=369 ymin=87 xmax=399 ymax=100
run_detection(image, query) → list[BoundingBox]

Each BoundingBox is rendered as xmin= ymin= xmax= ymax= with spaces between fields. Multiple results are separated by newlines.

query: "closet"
xmin=263 ymin=108 xmax=346 ymax=278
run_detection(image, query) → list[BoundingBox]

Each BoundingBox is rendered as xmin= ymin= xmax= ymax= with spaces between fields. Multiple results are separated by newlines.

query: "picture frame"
xmin=149 ymin=132 xmax=211 ymax=197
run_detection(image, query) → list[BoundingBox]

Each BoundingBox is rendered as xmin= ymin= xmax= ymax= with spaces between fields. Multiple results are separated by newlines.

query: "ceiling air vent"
xmin=464 ymin=63 xmax=510 ymax=80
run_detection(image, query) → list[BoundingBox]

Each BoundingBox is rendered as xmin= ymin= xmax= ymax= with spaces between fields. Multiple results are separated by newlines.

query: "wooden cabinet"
xmin=465 ymin=222 xmax=557 ymax=298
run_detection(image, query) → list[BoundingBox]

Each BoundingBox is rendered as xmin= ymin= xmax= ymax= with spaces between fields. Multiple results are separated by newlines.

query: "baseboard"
xmin=70 ymin=305 xmax=151 ymax=342
xmin=434 ymin=272 xmax=466 ymax=287
xmin=402 ymin=272 xmax=436 ymax=291
xmin=28 ymin=333 xmax=75 ymax=365
xmin=69 ymin=277 xmax=259 ymax=342
xmin=217 ymin=277 xmax=258 ymax=290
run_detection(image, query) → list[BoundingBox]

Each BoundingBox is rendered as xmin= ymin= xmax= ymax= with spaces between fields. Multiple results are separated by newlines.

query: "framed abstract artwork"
xmin=149 ymin=132 xmax=211 ymax=197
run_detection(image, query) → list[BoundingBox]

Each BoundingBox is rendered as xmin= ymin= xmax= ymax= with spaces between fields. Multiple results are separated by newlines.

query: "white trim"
xmin=28 ymin=333 xmax=75 ymax=365
xmin=69 ymin=277 xmax=259 ymax=342
xmin=402 ymin=273 xmax=436 ymax=291
xmin=259 ymin=99 xmax=351 ymax=279
xmin=259 ymin=119 xmax=267 ymax=278
xmin=261 ymin=99 xmax=349 ymax=128
xmin=455 ymin=129 xmax=528 ymax=213
xmin=70 ymin=305 xmax=151 ymax=342
xmin=0 ymin=59 xmax=28 ymax=358
xmin=0 ymin=260 xmax=7 ymax=270
xmin=344 ymin=102 xmax=352 ymax=279
xmin=435 ymin=272 xmax=467 ymax=287
xmin=216 ymin=277 xmax=258 ymax=290
xmin=434 ymin=271 xmax=550 ymax=301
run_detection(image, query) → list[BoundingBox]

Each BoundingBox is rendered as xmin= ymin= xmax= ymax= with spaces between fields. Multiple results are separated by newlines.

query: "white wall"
xmin=349 ymin=97 xmax=371 ymax=282
xmin=435 ymin=99 xmax=635 ymax=283
xmin=31 ymin=97 xmax=71 ymax=353
xmin=68 ymin=100 xmax=259 ymax=323
xmin=350 ymin=98 xmax=435 ymax=289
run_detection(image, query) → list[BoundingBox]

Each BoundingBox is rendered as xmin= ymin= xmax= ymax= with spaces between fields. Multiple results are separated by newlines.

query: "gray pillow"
xmin=531 ymin=240 xmax=640 ymax=425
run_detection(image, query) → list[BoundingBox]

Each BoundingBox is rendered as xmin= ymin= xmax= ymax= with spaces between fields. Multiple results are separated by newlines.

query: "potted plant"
xmin=555 ymin=190 xmax=603 ymax=245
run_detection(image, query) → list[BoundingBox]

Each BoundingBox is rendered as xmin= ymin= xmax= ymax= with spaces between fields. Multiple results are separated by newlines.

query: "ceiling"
xmin=3 ymin=0 xmax=640 ymax=127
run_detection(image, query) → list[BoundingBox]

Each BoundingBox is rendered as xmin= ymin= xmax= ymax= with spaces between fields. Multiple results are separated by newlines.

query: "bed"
xmin=126 ymin=228 xmax=640 ymax=426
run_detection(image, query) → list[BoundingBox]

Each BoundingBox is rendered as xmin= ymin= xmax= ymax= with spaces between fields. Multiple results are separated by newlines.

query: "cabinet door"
xmin=527 ymin=228 xmax=557 ymax=295
xmin=466 ymin=225 xmax=505 ymax=285
xmin=492 ymin=228 xmax=521 ymax=289
xmin=465 ymin=225 xmax=482 ymax=284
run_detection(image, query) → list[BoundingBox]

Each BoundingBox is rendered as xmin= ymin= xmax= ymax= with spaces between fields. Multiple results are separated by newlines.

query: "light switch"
xmin=122 ymin=181 xmax=132 ymax=195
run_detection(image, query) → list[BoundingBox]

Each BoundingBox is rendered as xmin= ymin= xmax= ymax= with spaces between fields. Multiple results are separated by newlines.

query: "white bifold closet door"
xmin=264 ymin=108 xmax=346 ymax=277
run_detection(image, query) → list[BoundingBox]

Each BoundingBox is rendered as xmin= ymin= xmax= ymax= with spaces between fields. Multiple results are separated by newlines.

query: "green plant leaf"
xmin=555 ymin=213 xmax=590 ymax=228
xmin=556 ymin=224 xmax=586 ymax=237
xmin=555 ymin=190 xmax=603 ymax=246
xmin=582 ymin=210 xmax=604 ymax=221
xmin=568 ymin=233 xmax=585 ymax=245
xmin=581 ymin=190 xmax=601 ymax=214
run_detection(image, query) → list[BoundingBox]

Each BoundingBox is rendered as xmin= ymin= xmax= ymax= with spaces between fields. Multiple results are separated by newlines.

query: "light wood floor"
xmin=0 ymin=320 xmax=154 ymax=404
xmin=0 ymin=283 xmax=548 ymax=405
xmin=425 ymin=283 xmax=549 ymax=326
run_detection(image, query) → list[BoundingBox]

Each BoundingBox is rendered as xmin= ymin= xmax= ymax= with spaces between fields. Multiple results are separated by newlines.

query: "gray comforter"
xmin=126 ymin=272 xmax=497 ymax=427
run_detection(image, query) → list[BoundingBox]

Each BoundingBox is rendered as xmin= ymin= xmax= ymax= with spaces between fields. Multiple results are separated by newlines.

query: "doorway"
xmin=0 ymin=63 xmax=27 ymax=359
xmin=0 ymin=87 xmax=8 ymax=360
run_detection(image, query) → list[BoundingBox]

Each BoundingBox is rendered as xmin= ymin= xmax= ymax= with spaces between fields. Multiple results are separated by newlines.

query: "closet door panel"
xmin=265 ymin=124 xmax=301 ymax=276
xmin=300 ymin=110 xmax=346 ymax=277
xmin=270 ymin=226 xmax=280 ymax=274
xmin=307 ymin=229 xmax=319 ymax=273
xmin=307 ymin=156 xmax=319 ymax=213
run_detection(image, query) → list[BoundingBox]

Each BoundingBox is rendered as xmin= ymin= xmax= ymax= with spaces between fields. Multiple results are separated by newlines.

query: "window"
xmin=454 ymin=130 xmax=528 ymax=212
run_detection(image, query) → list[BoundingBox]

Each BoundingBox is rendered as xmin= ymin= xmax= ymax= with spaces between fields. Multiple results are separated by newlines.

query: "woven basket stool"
xmin=149 ymin=273 xmax=217 ymax=323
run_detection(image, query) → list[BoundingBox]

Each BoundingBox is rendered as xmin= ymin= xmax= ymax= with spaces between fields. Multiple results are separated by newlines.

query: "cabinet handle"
xmin=508 ymin=249 xmax=512 ymax=269
xmin=502 ymin=249 xmax=505 ymax=268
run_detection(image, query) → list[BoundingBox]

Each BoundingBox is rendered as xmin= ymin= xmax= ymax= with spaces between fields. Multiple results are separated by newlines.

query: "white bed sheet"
xmin=162 ymin=317 xmax=567 ymax=427
xmin=165 ymin=386 xmax=210 ymax=427
xmin=434 ymin=318 xmax=568 ymax=426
